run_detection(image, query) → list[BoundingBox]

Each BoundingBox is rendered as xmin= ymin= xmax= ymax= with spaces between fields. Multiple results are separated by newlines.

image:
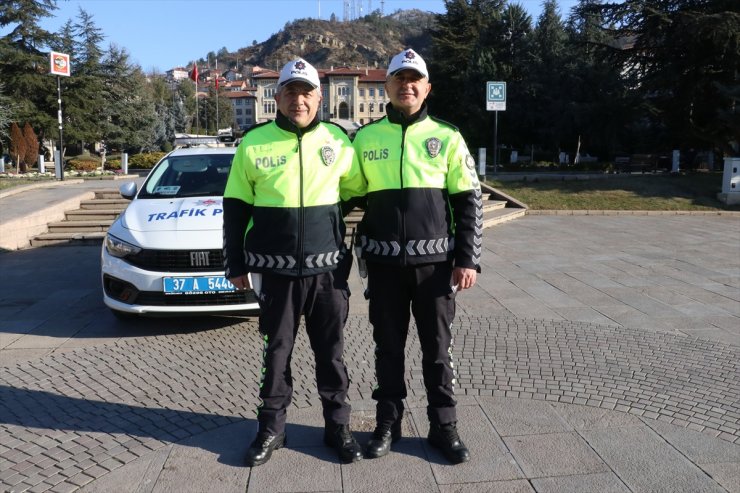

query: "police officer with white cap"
xmin=223 ymin=58 xmax=366 ymax=467
xmin=352 ymin=48 xmax=482 ymax=464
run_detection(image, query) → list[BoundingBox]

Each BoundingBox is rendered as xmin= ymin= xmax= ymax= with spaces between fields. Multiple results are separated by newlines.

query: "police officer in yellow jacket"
xmin=353 ymin=49 xmax=482 ymax=464
xmin=223 ymin=59 xmax=366 ymax=467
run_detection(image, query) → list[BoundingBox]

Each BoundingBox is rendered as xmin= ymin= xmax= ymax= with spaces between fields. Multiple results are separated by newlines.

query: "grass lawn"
xmin=0 ymin=176 xmax=56 ymax=191
xmin=487 ymin=172 xmax=739 ymax=211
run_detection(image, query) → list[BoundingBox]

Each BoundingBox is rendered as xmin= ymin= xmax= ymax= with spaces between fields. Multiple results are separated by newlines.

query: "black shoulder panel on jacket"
xmin=429 ymin=116 xmax=459 ymax=132
xmin=241 ymin=120 xmax=272 ymax=137
xmin=354 ymin=116 xmax=387 ymax=137
xmin=323 ymin=120 xmax=349 ymax=136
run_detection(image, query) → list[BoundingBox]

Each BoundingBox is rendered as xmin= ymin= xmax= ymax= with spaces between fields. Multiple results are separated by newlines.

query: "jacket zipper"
xmin=400 ymin=123 xmax=407 ymax=265
xmin=297 ymin=132 xmax=305 ymax=276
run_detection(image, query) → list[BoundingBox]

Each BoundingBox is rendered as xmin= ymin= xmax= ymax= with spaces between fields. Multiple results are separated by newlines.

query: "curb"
xmin=525 ymin=209 xmax=740 ymax=216
xmin=0 ymin=175 xmax=138 ymax=199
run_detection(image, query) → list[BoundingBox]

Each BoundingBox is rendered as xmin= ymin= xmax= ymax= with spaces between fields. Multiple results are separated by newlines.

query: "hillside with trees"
xmin=0 ymin=0 xmax=737 ymax=168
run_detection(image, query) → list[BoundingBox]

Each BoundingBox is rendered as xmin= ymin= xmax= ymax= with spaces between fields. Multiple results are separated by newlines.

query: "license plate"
xmin=163 ymin=276 xmax=236 ymax=295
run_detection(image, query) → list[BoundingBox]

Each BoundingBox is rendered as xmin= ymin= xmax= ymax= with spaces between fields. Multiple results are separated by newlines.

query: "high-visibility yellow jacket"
xmin=352 ymin=103 xmax=482 ymax=270
xmin=223 ymin=113 xmax=366 ymax=278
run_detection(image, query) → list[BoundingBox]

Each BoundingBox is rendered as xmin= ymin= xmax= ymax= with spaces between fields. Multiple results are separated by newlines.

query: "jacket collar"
xmin=275 ymin=111 xmax=320 ymax=135
xmin=386 ymin=102 xmax=428 ymax=126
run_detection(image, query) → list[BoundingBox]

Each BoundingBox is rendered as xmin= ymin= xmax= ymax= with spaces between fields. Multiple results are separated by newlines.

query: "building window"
xmin=379 ymin=103 xmax=384 ymax=113
xmin=244 ymin=108 xmax=252 ymax=116
xmin=379 ymin=88 xmax=385 ymax=97
xmin=235 ymin=99 xmax=243 ymax=106
xmin=263 ymin=101 xmax=275 ymax=114
xmin=236 ymin=109 xmax=243 ymax=115
xmin=264 ymin=87 xmax=275 ymax=98
xmin=369 ymin=88 xmax=375 ymax=97
xmin=359 ymin=88 xmax=365 ymax=97
xmin=359 ymin=103 xmax=364 ymax=112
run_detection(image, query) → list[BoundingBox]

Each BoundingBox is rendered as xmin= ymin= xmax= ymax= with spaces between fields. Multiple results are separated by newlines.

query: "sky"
xmin=23 ymin=0 xmax=577 ymax=73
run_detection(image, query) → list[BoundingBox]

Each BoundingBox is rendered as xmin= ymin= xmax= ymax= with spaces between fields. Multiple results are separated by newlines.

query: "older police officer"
xmin=223 ymin=58 xmax=366 ymax=466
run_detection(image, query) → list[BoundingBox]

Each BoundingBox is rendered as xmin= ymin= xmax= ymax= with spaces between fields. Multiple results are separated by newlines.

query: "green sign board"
xmin=486 ymin=81 xmax=506 ymax=111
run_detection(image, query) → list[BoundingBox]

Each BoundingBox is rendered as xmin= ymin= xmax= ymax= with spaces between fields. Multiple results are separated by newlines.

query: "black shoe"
xmin=245 ymin=431 xmax=286 ymax=467
xmin=428 ymin=423 xmax=470 ymax=464
xmin=324 ymin=424 xmax=363 ymax=463
xmin=365 ymin=419 xmax=402 ymax=459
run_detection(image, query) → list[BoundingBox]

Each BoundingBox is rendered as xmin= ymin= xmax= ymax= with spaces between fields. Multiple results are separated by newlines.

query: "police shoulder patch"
xmin=465 ymin=154 xmax=476 ymax=170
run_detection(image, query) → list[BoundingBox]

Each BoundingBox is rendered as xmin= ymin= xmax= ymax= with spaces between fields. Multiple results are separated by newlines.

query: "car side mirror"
xmin=119 ymin=181 xmax=138 ymax=200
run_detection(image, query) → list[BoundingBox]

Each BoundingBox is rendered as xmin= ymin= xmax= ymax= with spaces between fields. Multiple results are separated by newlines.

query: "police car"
xmin=101 ymin=137 xmax=258 ymax=317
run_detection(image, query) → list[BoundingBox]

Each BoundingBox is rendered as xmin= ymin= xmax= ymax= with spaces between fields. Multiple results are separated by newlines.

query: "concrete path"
xmin=0 ymin=180 xmax=739 ymax=492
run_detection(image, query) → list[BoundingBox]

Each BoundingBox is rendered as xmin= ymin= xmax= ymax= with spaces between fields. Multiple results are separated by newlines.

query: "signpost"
xmin=486 ymin=81 xmax=506 ymax=174
xmin=50 ymin=51 xmax=71 ymax=180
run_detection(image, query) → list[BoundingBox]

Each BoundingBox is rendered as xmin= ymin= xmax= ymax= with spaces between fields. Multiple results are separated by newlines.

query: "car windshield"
xmin=139 ymin=154 xmax=233 ymax=199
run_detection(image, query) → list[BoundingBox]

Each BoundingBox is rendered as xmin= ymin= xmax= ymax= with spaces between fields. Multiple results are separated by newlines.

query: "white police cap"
xmin=386 ymin=49 xmax=429 ymax=79
xmin=278 ymin=58 xmax=320 ymax=89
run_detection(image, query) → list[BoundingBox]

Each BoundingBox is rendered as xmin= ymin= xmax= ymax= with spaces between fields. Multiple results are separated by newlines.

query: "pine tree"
xmin=100 ymin=45 xmax=157 ymax=153
xmin=9 ymin=122 xmax=27 ymax=172
xmin=61 ymin=7 xmax=107 ymax=150
xmin=0 ymin=0 xmax=58 ymax=135
xmin=0 ymin=82 xmax=16 ymax=142
xmin=594 ymin=0 xmax=739 ymax=156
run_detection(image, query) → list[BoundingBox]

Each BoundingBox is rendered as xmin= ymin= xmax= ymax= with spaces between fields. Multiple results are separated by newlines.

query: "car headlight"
xmin=105 ymin=234 xmax=142 ymax=258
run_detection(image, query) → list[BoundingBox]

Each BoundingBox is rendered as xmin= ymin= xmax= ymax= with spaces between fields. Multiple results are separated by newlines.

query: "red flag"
xmin=215 ymin=77 xmax=219 ymax=90
xmin=189 ymin=64 xmax=198 ymax=82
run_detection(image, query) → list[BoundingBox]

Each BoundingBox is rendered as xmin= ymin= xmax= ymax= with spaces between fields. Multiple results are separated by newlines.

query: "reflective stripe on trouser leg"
xmin=254 ymin=273 xmax=302 ymax=435
xmin=409 ymin=262 xmax=457 ymax=425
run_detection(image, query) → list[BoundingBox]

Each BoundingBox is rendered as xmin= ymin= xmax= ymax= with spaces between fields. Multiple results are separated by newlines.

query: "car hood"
xmin=121 ymin=197 xmax=225 ymax=232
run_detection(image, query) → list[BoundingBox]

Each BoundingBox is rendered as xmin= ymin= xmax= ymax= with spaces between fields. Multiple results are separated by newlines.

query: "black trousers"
xmin=255 ymin=270 xmax=351 ymax=435
xmin=367 ymin=261 xmax=457 ymax=427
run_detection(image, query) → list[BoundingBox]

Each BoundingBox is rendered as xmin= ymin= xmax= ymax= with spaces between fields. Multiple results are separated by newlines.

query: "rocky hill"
xmin=220 ymin=9 xmax=436 ymax=70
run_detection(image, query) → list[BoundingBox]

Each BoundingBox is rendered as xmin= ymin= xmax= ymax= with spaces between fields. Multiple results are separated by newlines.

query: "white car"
xmin=101 ymin=145 xmax=258 ymax=317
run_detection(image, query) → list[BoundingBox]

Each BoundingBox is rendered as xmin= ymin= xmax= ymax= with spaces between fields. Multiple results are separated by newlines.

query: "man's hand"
xmin=229 ymin=275 xmax=251 ymax=290
xmin=451 ymin=267 xmax=477 ymax=291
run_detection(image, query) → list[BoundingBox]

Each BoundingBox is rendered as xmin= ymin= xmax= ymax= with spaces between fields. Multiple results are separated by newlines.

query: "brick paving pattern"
xmin=1 ymin=313 xmax=739 ymax=492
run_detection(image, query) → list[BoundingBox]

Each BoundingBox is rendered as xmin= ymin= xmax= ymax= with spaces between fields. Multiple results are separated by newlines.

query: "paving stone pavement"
xmin=1 ymin=208 xmax=739 ymax=492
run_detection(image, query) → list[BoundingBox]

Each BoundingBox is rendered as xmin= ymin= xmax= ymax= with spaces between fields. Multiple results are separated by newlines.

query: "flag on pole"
xmin=189 ymin=63 xmax=199 ymax=82
xmin=215 ymin=77 xmax=219 ymax=90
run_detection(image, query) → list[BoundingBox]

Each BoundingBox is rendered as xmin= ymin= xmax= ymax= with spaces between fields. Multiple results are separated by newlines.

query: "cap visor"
xmin=279 ymin=77 xmax=318 ymax=88
xmin=388 ymin=68 xmax=428 ymax=78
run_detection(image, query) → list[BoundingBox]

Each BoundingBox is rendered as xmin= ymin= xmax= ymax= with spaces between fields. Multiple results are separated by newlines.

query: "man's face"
xmin=275 ymin=81 xmax=321 ymax=128
xmin=385 ymin=69 xmax=431 ymax=117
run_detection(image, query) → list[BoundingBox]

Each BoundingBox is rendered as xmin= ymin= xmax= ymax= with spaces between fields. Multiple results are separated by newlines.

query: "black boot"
xmin=428 ymin=422 xmax=470 ymax=464
xmin=245 ymin=431 xmax=286 ymax=467
xmin=365 ymin=419 xmax=402 ymax=459
xmin=324 ymin=423 xmax=363 ymax=463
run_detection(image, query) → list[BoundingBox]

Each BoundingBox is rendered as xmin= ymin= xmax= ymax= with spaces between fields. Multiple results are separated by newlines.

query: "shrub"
xmin=9 ymin=122 xmax=27 ymax=171
xmin=128 ymin=151 xmax=166 ymax=169
xmin=23 ymin=123 xmax=39 ymax=168
xmin=105 ymin=159 xmax=122 ymax=170
xmin=68 ymin=155 xmax=101 ymax=172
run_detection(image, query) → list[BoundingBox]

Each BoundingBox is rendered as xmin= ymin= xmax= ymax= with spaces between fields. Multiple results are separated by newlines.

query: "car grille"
xmin=135 ymin=290 xmax=258 ymax=306
xmin=127 ymin=249 xmax=225 ymax=272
